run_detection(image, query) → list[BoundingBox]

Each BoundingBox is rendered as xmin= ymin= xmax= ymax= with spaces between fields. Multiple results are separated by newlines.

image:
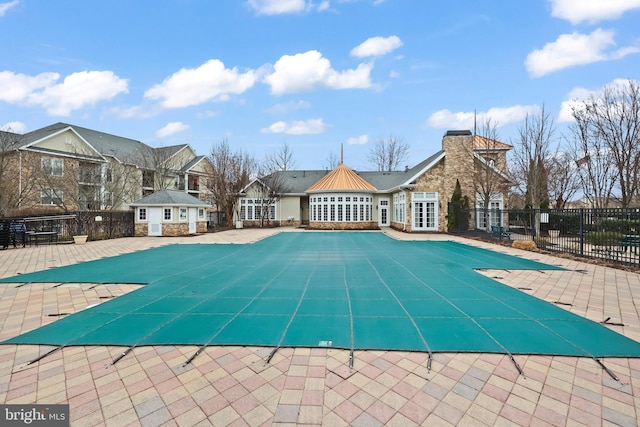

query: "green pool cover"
xmin=3 ymin=232 xmax=640 ymax=358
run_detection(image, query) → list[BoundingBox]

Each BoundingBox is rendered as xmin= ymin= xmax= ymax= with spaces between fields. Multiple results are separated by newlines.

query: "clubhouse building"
xmin=239 ymin=130 xmax=512 ymax=233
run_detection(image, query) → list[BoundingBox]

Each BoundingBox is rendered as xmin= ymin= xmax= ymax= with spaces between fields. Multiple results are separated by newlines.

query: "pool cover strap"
xmin=2 ymin=233 xmax=640 ymax=362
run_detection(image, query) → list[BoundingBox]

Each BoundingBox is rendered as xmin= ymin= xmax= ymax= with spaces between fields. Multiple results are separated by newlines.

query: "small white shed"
xmin=130 ymin=190 xmax=210 ymax=237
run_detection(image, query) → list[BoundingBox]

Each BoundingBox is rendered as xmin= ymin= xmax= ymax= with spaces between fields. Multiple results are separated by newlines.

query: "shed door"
xmin=188 ymin=208 xmax=197 ymax=234
xmin=148 ymin=207 xmax=163 ymax=236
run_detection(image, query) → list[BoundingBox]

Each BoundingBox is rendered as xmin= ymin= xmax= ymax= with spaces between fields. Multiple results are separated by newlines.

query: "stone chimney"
xmin=441 ymin=130 xmax=475 ymax=207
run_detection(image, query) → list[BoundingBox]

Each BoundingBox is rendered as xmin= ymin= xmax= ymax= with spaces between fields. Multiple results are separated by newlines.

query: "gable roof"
xmin=17 ymin=123 xmax=147 ymax=162
xmin=473 ymin=135 xmax=512 ymax=151
xmin=260 ymin=149 xmax=448 ymax=195
xmin=474 ymin=153 xmax=512 ymax=183
xmin=180 ymin=155 xmax=209 ymax=173
xmin=306 ymin=163 xmax=377 ymax=192
xmin=0 ymin=130 xmax=23 ymax=151
xmin=129 ymin=189 xmax=210 ymax=207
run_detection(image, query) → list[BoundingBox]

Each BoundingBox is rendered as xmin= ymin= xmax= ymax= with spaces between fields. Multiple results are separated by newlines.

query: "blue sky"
xmin=1 ymin=0 xmax=639 ymax=170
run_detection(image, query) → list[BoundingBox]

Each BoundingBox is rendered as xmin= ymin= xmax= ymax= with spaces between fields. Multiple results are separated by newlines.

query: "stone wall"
xmin=134 ymin=223 xmax=148 ymax=237
xmin=308 ymin=221 xmax=378 ymax=230
xmin=441 ymin=133 xmax=475 ymax=212
xmin=392 ymin=132 xmax=477 ymax=233
xmin=134 ymin=221 xmax=207 ymax=237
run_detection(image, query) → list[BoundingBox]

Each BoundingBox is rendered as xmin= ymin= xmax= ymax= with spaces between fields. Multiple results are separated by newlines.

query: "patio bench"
xmin=621 ymin=234 xmax=640 ymax=254
xmin=490 ymin=225 xmax=511 ymax=238
xmin=26 ymin=230 xmax=59 ymax=246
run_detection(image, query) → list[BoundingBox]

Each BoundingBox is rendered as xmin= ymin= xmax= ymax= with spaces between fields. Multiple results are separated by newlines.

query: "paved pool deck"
xmin=1 ymin=227 xmax=639 ymax=426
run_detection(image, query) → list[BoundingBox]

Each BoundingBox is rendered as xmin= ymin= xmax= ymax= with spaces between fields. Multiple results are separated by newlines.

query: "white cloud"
xmin=0 ymin=0 xmax=19 ymax=16
xmin=549 ymin=0 xmax=640 ymax=24
xmin=197 ymin=110 xmax=220 ymax=118
xmin=0 ymin=70 xmax=128 ymax=116
xmin=350 ymin=36 xmax=403 ymax=58
xmin=0 ymin=121 xmax=25 ymax=133
xmin=261 ymin=118 xmax=326 ymax=134
xmin=264 ymin=50 xmax=372 ymax=94
xmin=145 ymin=59 xmax=257 ymax=108
xmin=426 ymin=105 xmax=539 ymax=129
xmin=157 ymin=122 xmax=189 ymax=138
xmin=558 ymin=87 xmax=594 ymax=122
xmin=0 ymin=70 xmax=59 ymax=103
xmin=26 ymin=71 xmax=128 ymax=116
xmin=525 ymin=29 xmax=640 ymax=78
xmin=317 ymin=0 xmax=330 ymax=11
xmin=346 ymin=134 xmax=368 ymax=145
xmin=266 ymin=100 xmax=311 ymax=114
xmin=247 ymin=0 xmax=306 ymax=14
xmin=557 ymin=78 xmax=636 ymax=122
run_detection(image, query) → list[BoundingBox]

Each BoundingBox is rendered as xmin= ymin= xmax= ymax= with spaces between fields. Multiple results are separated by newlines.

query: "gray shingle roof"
xmin=14 ymin=123 xmax=163 ymax=168
xmin=130 ymin=189 xmax=210 ymax=207
xmin=264 ymin=150 xmax=446 ymax=194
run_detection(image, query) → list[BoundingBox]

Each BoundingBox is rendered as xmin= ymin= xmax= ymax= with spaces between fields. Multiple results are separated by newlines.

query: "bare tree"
xmin=473 ymin=119 xmax=506 ymax=229
xmin=252 ymin=168 xmax=290 ymax=227
xmin=325 ymin=151 xmax=339 ymax=170
xmin=511 ymin=106 xmax=556 ymax=208
xmin=568 ymin=113 xmax=617 ymax=208
xmin=102 ymin=156 xmax=147 ymax=210
xmin=265 ymin=142 xmax=296 ymax=172
xmin=29 ymin=154 xmax=100 ymax=212
xmin=207 ymin=139 xmax=256 ymax=227
xmin=570 ymin=79 xmax=640 ymax=207
xmin=0 ymin=129 xmax=27 ymax=215
xmin=140 ymin=145 xmax=186 ymax=190
xmin=510 ymin=106 xmax=556 ymax=236
xmin=367 ymin=136 xmax=410 ymax=172
xmin=546 ymin=150 xmax=581 ymax=209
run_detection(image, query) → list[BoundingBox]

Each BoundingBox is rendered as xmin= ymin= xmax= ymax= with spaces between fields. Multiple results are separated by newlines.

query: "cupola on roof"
xmin=306 ymin=163 xmax=377 ymax=192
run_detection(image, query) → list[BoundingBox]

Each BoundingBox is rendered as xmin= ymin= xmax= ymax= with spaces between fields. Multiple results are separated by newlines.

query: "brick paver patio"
xmin=1 ymin=228 xmax=639 ymax=426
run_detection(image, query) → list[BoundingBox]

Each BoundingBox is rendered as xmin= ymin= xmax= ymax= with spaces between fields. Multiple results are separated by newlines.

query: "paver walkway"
xmin=1 ymin=228 xmax=640 ymax=426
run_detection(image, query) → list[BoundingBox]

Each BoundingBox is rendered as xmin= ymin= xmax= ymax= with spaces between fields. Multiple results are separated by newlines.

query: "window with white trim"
xmin=179 ymin=208 xmax=187 ymax=221
xmin=164 ymin=208 xmax=172 ymax=221
xmin=412 ymin=192 xmax=438 ymax=231
xmin=393 ymin=192 xmax=406 ymax=223
xmin=40 ymin=189 xmax=63 ymax=206
xmin=476 ymin=192 xmax=504 ymax=229
xmin=198 ymin=208 xmax=205 ymax=220
xmin=240 ymin=198 xmax=276 ymax=221
xmin=309 ymin=193 xmax=373 ymax=223
xmin=138 ymin=208 xmax=147 ymax=221
xmin=41 ymin=158 xmax=63 ymax=176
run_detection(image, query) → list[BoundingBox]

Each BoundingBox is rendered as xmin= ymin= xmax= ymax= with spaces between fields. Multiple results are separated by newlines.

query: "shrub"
xmin=585 ymin=231 xmax=623 ymax=246
xmin=599 ymin=219 xmax=640 ymax=234
xmin=513 ymin=240 xmax=537 ymax=251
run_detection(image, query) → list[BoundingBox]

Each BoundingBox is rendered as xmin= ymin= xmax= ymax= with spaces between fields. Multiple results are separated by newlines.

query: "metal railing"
xmin=2 ymin=211 xmax=134 ymax=244
xmin=448 ymin=204 xmax=640 ymax=268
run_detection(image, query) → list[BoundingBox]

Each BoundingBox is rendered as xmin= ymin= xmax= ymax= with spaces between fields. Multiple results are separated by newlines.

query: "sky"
xmin=1 ymin=0 xmax=639 ymax=170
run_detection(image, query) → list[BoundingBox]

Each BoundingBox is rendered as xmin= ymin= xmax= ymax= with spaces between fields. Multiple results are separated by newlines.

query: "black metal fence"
xmin=448 ymin=203 xmax=640 ymax=268
xmin=1 ymin=211 xmax=134 ymax=245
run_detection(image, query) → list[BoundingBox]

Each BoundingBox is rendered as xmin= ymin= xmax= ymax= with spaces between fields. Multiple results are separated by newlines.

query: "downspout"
xmin=401 ymin=189 xmax=407 ymax=232
xmin=101 ymin=163 xmax=107 ymax=209
xmin=18 ymin=149 xmax=23 ymax=209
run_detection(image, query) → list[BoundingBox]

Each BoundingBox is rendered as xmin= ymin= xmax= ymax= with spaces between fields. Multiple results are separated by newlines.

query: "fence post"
xmin=579 ymin=208 xmax=584 ymax=257
xmin=531 ymin=210 xmax=537 ymax=240
xmin=498 ymin=208 xmax=503 ymax=241
xmin=76 ymin=211 xmax=82 ymax=236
